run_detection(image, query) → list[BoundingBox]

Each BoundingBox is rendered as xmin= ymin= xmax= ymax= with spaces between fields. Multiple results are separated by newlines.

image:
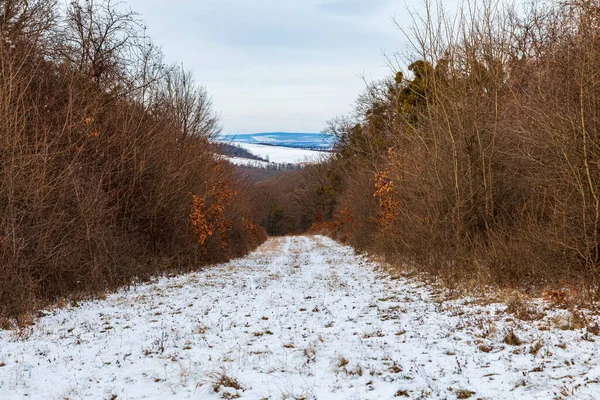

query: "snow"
xmin=219 ymin=132 xmax=336 ymax=151
xmin=224 ymin=157 xmax=271 ymax=168
xmin=1 ymin=236 xmax=600 ymax=399
xmin=231 ymin=143 xmax=328 ymax=164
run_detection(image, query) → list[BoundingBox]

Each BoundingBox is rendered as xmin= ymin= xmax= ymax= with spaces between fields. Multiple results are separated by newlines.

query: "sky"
xmin=125 ymin=0 xmax=413 ymax=134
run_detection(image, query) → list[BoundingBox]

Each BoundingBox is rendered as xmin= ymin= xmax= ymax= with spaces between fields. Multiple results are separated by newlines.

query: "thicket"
xmin=258 ymin=0 xmax=600 ymax=297
xmin=0 ymin=0 xmax=265 ymax=322
xmin=251 ymin=161 xmax=337 ymax=235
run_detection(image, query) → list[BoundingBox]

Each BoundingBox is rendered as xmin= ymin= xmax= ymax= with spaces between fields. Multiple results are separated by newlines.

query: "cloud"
xmin=317 ymin=0 xmax=391 ymax=16
xmin=125 ymin=0 xmax=405 ymax=133
xmin=155 ymin=0 xmax=389 ymax=53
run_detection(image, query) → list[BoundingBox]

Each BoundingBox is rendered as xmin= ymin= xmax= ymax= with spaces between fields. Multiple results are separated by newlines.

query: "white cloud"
xmin=317 ymin=0 xmax=392 ymax=16
xmin=126 ymin=0 xmax=408 ymax=133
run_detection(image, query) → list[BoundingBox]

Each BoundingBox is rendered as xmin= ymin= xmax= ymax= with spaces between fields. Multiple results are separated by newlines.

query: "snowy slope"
xmin=231 ymin=143 xmax=327 ymax=164
xmin=1 ymin=236 xmax=600 ymax=399
xmin=220 ymin=132 xmax=336 ymax=150
xmin=218 ymin=132 xmax=333 ymax=165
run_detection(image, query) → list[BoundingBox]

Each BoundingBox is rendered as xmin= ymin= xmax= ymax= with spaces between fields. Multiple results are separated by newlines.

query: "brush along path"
xmin=1 ymin=236 xmax=599 ymax=399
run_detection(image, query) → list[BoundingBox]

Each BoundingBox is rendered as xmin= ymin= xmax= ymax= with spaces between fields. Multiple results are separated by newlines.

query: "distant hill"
xmin=219 ymin=132 xmax=336 ymax=151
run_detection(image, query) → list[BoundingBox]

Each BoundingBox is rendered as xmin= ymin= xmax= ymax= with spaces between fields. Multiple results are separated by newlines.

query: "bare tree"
xmin=1 ymin=0 xmax=56 ymax=42
xmin=158 ymin=66 xmax=221 ymax=139
xmin=56 ymin=0 xmax=149 ymax=89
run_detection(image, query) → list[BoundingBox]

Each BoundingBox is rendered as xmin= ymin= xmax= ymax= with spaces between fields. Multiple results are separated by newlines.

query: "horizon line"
xmin=220 ymin=131 xmax=330 ymax=135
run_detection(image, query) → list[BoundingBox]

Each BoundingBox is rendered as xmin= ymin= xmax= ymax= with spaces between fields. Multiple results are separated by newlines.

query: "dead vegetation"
xmin=252 ymin=0 xmax=600 ymax=302
xmin=204 ymin=371 xmax=245 ymax=399
xmin=0 ymin=0 xmax=266 ymax=322
xmin=505 ymin=295 xmax=545 ymax=321
xmin=503 ymin=330 xmax=522 ymax=346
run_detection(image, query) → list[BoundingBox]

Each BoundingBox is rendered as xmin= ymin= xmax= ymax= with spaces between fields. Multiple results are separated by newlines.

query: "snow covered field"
xmin=1 ymin=236 xmax=600 ymax=399
xmin=230 ymin=143 xmax=328 ymax=164
xmin=219 ymin=133 xmax=336 ymax=151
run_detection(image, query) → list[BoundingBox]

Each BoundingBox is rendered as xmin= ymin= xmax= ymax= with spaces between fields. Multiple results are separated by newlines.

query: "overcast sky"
xmin=125 ymin=0 xmax=412 ymax=134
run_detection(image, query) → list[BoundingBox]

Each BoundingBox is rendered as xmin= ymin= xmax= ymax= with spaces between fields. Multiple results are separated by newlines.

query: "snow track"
xmin=1 ymin=236 xmax=599 ymax=399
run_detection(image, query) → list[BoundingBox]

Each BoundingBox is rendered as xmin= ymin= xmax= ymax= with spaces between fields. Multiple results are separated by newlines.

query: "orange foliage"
xmin=190 ymin=164 xmax=236 ymax=252
xmin=373 ymin=168 xmax=400 ymax=230
xmin=543 ymin=282 xmax=580 ymax=307
xmin=310 ymin=206 xmax=355 ymax=241
xmin=242 ymin=217 xmax=263 ymax=242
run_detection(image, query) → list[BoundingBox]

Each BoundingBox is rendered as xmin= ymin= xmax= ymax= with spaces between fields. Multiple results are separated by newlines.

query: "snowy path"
xmin=1 ymin=235 xmax=600 ymax=399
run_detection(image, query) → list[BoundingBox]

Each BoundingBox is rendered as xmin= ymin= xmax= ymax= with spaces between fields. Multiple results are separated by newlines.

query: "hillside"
xmin=220 ymin=132 xmax=336 ymax=150
xmin=217 ymin=133 xmax=333 ymax=166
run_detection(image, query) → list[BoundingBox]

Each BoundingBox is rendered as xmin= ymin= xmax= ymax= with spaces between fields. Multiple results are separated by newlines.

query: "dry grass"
xmin=478 ymin=343 xmax=493 ymax=353
xmin=194 ymin=324 xmax=209 ymax=335
xmin=503 ymin=330 xmax=522 ymax=346
xmin=505 ymin=295 xmax=545 ymax=322
xmin=455 ymin=389 xmax=476 ymax=399
xmin=204 ymin=371 xmax=245 ymax=398
xmin=529 ymin=341 xmax=544 ymax=356
xmin=335 ymin=355 xmax=349 ymax=368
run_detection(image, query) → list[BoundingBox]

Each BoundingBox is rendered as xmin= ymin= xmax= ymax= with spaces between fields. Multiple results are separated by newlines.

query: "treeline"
xmin=254 ymin=0 xmax=600 ymax=296
xmin=236 ymin=163 xmax=302 ymax=182
xmin=251 ymin=162 xmax=336 ymax=235
xmin=216 ymin=142 xmax=268 ymax=162
xmin=0 ymin=0 xmax=266 ymax=322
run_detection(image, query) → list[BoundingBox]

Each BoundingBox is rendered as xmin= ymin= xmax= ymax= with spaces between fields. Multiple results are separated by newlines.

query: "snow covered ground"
xmin=231 ymin=143 xmax=328 ymax=164
xmin=1 ymin=236 xmax=600 ymax=399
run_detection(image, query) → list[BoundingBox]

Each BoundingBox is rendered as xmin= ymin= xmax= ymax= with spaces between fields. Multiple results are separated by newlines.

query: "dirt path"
xmin=1 ymin=236 xmax=599 ymax=399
